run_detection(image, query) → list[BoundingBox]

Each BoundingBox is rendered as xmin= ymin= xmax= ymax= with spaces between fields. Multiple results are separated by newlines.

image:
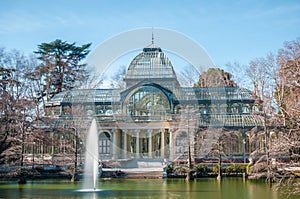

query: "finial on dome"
xmin=143 ymin=28 xmax=162 ymax=52
xmin=151 ymin=27 xmax=154 ymax=44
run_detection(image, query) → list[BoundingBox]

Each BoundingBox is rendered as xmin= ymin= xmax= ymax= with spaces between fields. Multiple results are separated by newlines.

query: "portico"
xmin=103 ymin=126 xmax=170 ymax=160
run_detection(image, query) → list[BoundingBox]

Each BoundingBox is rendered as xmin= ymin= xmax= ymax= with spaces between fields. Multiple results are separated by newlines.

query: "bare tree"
xmin=177 ymin=65 xmax=200 ymax=87
xmin=0 ymin=49 xmax=36 ymax=165
xmin=247 ymin=38 xmax=300 ymax=196
xmin=277 ymin=38 xmax=300 ymax=127
xmin=194 ymin=68 xmax=237 ymax=87
xmin=110 ymin=65 xmax=126 ymax=89
xmin=225 ymin=61 xmax=249 ymax=88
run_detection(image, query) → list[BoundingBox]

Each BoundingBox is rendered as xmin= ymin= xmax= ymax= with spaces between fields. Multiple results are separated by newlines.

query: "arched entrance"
xmin=99 ymin=132 xmax=111 ymax=159
xmin=122 ymin=83 xmax=173 ymax=121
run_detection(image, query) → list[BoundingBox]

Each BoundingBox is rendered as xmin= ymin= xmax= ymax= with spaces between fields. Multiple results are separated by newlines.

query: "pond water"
xmin=0 ymin=178 xmax=298 ymax=199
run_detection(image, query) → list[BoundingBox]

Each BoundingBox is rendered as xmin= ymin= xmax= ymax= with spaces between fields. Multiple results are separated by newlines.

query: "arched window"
xmin=231 ymin=103 xmax=240 ymax=114
xmin=242 ymin=104 xmax=250 ymax=114
xmin=99 ymin=132 xmax=111 ymax=154
xmin=219 ymin=104 xmax=228 ymax=114
xmin=209 ymin=104 xmax=218 ymax=114
xmin=252 ymin=105 xmax=260 ymax=113
xmin=125 ymin=86 xmax=170 ymax=117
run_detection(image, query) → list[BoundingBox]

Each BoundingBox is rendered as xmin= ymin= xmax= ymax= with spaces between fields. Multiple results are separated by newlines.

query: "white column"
xmin=123 ymin=130 xmax=127 ymax=159
xmin=128 ymin=130 xmax=134 ymax=156
xmin=112 ymin=129 xmax=117 ymax=160
xmin=169 ymin=128 xmax=173 ymax=160
xmin=161 ymin=129 xmax=166 ymax=158
xmin=135 ymin=129 xmax=139 ymax=157
xmin=112 ymin=129 xmax=121 ymax=159
xmin=148 ymin=130 xmax=153 ymax=158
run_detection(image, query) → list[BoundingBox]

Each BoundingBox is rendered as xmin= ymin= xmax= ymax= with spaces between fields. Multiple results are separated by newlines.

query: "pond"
xmin=0 ymin=178 xmax=298 ymax=199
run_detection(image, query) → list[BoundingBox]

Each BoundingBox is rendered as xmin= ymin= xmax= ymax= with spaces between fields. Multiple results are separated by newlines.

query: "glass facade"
xmin=44 ymin=43 xmax=265 ymax=163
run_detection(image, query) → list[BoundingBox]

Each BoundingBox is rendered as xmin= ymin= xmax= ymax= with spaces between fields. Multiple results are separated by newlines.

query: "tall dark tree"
xmin=34 ymin=39 xmax=91 ymax=104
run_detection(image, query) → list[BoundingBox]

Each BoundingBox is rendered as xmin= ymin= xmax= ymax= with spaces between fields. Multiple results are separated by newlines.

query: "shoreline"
xmin=1 ymin=165 xmax=299 ymax=181
xmin=0 ymin=170 xmax=280 ymax=181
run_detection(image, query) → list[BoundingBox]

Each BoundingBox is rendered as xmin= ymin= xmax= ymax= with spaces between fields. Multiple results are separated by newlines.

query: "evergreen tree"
xmin=34 ymin=39 xmax=91 ymax=102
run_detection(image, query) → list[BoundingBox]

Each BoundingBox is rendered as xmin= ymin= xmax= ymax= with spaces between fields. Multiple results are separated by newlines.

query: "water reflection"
xmin=247 ymin=180 xmax=278 ymax=199
xmin=217 ymin=179 xmax=222 ymax=198
xmin=0 ymin=178 xmax=298 ymax=199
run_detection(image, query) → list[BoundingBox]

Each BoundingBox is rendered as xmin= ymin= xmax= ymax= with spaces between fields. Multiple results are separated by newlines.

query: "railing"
xmin=54 ymin=113 xmax=264 ymax=127
xmin=197 ymin=114 xmax=265 ymax=127
xmin=113 ymin=115 xmax=172 ymax=122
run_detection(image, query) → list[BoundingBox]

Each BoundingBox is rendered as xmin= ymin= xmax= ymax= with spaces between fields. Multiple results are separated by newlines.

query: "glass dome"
xmin=124 ymin=44 xmax=177 ymax=80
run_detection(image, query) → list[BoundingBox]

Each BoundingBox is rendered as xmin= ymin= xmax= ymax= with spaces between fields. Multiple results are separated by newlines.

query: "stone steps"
xmin=117 ymin=158 xmax=164 ymax=169
xmin=101 ymin=158 xmax=165 ymax=178
xmin=102 ymin=168 xmax=164 ymax=179
xmin=123 ymin=170 xmax=163 ymax=179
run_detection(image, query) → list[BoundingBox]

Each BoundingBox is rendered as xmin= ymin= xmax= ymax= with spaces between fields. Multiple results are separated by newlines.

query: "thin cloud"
xmin=243 ymin=3 xmax=300 ymax=20
xmin=0 ymin=12 xmax=44 ymax=34
xmin=0 ymin=10 xmax=86 ymax=34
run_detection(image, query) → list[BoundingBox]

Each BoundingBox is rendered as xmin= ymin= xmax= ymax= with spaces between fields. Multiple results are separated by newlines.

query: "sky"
xmin=0 ymin=0 xmax=300 ymax=71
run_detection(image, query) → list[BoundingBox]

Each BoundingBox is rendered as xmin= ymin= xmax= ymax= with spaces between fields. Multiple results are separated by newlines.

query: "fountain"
xmin=80 ymin=119 xmax=101 ymax=192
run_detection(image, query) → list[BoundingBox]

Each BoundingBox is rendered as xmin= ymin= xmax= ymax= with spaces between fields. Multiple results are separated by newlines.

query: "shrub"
xmin=166 ymin=164 xmax=174 ymax=174
xmin=225 ymin=164 xmax=247 ymax=174
xmin=249 ymin=163 xmax=267 ymax=173
xmin=194 ymin=164 xmax=208 ymax=175
xmin=212 ymin=165 xmax=219 ymax=174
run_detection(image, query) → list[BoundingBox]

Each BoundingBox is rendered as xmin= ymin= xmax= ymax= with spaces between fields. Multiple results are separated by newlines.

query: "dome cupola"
xmin=124 ymin=44 xmax=177 ymax=81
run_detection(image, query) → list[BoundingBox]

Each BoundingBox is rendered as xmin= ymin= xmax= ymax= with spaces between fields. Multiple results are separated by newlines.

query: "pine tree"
xmin=34 ymin=39 xmax=91 ymax=103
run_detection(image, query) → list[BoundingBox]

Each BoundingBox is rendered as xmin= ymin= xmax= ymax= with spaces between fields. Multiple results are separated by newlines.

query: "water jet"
xmin=80 ymin=119 xmax=101 ymax=192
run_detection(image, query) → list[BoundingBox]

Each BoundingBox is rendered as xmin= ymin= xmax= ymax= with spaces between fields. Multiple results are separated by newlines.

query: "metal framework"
xmin=44 ymin=43 xmax=265 ymax=162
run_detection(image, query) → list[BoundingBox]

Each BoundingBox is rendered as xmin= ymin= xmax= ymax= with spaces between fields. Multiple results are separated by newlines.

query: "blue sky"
xmin=0 ymin=0 xmax=299 ymax=68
